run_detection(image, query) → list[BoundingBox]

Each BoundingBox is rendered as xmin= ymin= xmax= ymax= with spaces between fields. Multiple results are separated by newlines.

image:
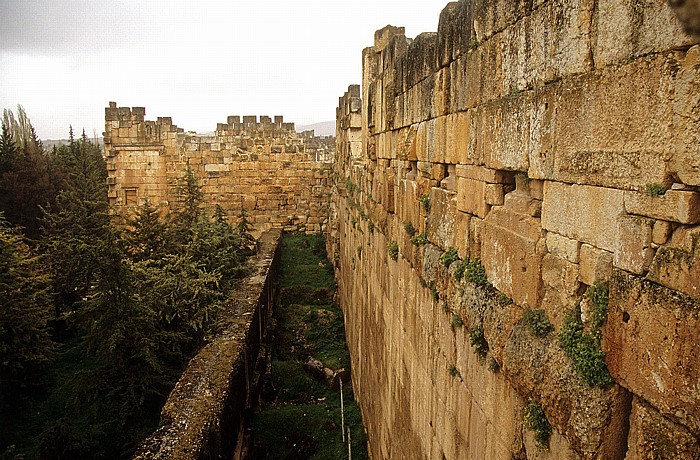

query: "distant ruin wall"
xmin=330 ymin=1 xmax=700 ymax=459
xmin=104 ymin=104 xmax=333 ymax=233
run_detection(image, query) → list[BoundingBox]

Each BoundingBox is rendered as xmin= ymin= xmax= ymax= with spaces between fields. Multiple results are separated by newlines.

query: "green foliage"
xmin=448 ymin=365 xmax=461 ymax=378
xmin=387 ymin=240 xmax=399 ymax=260
xmin=523 ymin=308 xmax=554 ymax=337
xmin=5 ymin=163 xmax=255 ymax=458
xmin=451 ymin=314 xmax=464 ymax=330
xmin=559 ymin=306 xmax=614 ymax=388
xmin=252 ymin=232 xmax=367 ymax=459
xmin=524 ymin=400 xmax=551 ymax=450
xmin=42 ymin=135 xmax=108 ymax=311
xmin=455 ymin=258 xmax=490 ymax=286
xmin=411 ymin=231 xmax=428 ymax=245
xmin=404 ymin=221 xmax=417 ymax=236
xmin=235 ymin=209 xmax=258 ymax=256
xmin=0 ymin=215 xmax=54 ymax=404
xmin=419 ymin=194 xmax=430 ymax=212
xmin=440 ymin=247 xmax=460 ymax=268
xmin=431 ymin=285 xmax=439 ymax=302
xmin=468 ymin=36 xmax=479 ymax=50
xmin=368 ymin=221 xmax=375 ymax=233
xmin=587 ymin=281 xmax=610 ymax=332
xmin=279 ymin=233 xmax=335 ymax=289
xmin=0 ymin=111 xmax=69 ymax=240
xmin=488 ymin=357 xmax=500 ymax=373
xmin=469 ymin=324 xmax=489 ymax=359
xmin=645 ymin=182 xmax=667 ymax=197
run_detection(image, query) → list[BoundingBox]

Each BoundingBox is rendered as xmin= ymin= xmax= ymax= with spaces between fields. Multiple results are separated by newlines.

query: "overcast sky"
xmin=0 ymin=0 xmax=448 ymax=139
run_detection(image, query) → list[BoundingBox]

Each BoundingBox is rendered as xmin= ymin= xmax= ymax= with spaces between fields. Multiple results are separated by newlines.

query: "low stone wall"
xmin=134 ymin=229 xmax=281 ymax=460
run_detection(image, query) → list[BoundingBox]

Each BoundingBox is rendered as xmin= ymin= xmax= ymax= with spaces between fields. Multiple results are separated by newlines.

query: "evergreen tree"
xmin=42 ymin=136 xmax=108 ymax=313
xmin=0 ymin=108 xmax=66 ymax=240
xmin=0 ymin=122 xmax=16 ymax=173
xmin=0 ymin=214 xmax=54 ymax=407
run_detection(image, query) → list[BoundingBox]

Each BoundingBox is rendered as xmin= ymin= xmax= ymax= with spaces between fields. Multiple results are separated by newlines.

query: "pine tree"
xmin=42 ymin=135 xmax=108 ymax=312
xmin=0 ymin=214 xmax=54 ymax=407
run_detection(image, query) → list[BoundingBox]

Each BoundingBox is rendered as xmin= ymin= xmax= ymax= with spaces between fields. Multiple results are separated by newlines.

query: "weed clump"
xmin=645 ymin=183 xmax=667 ymax=197
xmin=403 ymin=221 xmax=416 ymax=236
xmin=440 ymin=247 xmax=459 ymax=268
xmin=469 ymin=324 xmax=489 ymax=359
xmin=523 ymin=308 xmax=554 ymax=337
xmin=387 ymin=241 xmax=399 ymax=260
xmin=524 ymin=400 xmax=551 ymax=450
xmin=411 ymin=232 xmax=428 ymax=246
xmin=419 ymin=194 xmax=430 ymax=212
xmin=559 ymin=282 xmax=613 ymax=388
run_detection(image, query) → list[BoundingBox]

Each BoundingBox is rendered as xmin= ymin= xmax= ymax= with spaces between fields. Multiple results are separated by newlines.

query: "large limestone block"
xmin=624 ymin=190 xmax=700 ymax=225
xmin=624 ymin=396 xmax=700 ymax=460
xmin=647 ymin=225 xmax=700 ymax=299
xmin=672 ymin=45 xmax=700 ymax=187
xmin=479 ymin=96 xmax=531 ymax=172
xmin=426 ymin=187 xmax=457 ymax=252
xmin=593 ymin=0 xmax=694 ymax=68
xmin=605 ymin=270 xmax=700 ymax=436
xmin=541 ymin=253 xmax=581 ymax=329
xmin=614 ymin=215 xmax=655 ymax=275
xmin=504 ymin=323 xmax=632 ymax=459
xmin=456 ymin=177 xmax=489 ymax=218
xmin=482 ymin=206 xmax=544 ymax=307
xmin=542 ymin=181 xmax=624 ymax=253
xmin=530 ymin=57 xmax=673 ymax=189
xmin=579 ymin=244 xmax=613 ymax=286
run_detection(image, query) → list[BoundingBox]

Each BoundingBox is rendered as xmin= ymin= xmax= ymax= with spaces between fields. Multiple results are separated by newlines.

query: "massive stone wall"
xmin=104 ymin=103 xmax=333 ymax=233
xmin=329 ymin=1 xmax=700 ymax=459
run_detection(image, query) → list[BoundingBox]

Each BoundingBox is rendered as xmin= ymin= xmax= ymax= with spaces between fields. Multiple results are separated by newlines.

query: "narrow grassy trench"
xmin=249 ymin=233 xmax=368 ymax=459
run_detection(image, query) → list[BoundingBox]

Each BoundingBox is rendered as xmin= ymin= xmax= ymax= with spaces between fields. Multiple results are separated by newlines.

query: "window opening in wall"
xmin=124 ymin=188 xmax=138 ymax=206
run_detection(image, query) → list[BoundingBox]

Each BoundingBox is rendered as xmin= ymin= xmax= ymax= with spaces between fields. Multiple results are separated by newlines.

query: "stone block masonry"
xmin=104 ymin=102 xmax=334 ymax=234
xmin=329 ymin=1 xmax=700 ymax=459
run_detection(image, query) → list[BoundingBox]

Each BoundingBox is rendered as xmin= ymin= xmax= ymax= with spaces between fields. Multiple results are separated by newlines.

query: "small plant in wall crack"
xmin=469 ymin=324 xmax=489 ymax=360
xmin=451 ymin=314 xmax=464 ymax=330
xmin=645 ymin=182 xmax=667 ymax=197
xmin=387 ymin=240 xmax=399 ymax=260
xmin=411 ymin=232 xmax=428 ymax=246
xmin=559 ymin=282 xmax=614 ymax=388
xmin=448 ymin=365 xmax=461 ymax=379
xmin=419 ymin=194 xmax=431 ymax=212
xmin=440 ymin=247 xmax=460 ymax=268
xmin=524 ymin=400 xmax=551 ymax=450
xmin=523 ymin=308 xmax=554 ymax=337
xmin=403 ymin=221 xmax=417 ymax=236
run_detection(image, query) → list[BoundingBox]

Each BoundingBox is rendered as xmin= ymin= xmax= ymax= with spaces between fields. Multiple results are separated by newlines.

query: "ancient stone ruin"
xmin=104 ymin=103 xmax=333 ymax=234
xmin=119 ymin=1 xmax=699 ymax=458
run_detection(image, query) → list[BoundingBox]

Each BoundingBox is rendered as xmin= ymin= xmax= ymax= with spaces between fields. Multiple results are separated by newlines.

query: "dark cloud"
xmin=0 ymin=0 xmax=144 ymax=55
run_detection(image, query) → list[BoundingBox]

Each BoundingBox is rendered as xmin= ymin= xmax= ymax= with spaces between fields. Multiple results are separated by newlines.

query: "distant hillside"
xmin=296 ymin=121 xmax=335 ymax=137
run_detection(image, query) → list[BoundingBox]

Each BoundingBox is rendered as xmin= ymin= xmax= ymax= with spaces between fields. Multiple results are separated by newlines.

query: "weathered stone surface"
xmin=605 ymin=270 xmax=700 ymax=436
xmin=647 ymin=225 xmax=700 ymax=299
xmin=614 ymin=215 xmax=655 ymax=275
xmin=625 ymin=190 xmax=700 ymax=225
xmin=672 ymin=45 xmax=700 ymax=187
xmin=456 ymin=176 xmax=489 ymax=218
xmin=579 ymin=244 xmax=613 ymax=286
xmin=625 ymin=396 xmax=700 ymax=460
xmin=482 ymin=205 xmax=544 ymax=308
xmin=546 ymin=232 xmax=580 ymax=263
xmin=542 ymin=182 xmax=624 ymax=253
